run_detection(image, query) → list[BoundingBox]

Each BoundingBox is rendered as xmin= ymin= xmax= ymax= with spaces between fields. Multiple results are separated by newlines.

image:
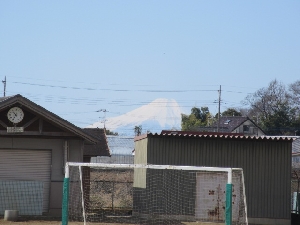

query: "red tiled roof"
xmin=161 ymin=130 xmax=243 ymax=136
xmin=134 ymin=131 xmax=294 ymax=142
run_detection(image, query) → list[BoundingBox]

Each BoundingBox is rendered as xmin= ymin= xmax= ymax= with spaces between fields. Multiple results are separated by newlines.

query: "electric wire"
xmin=5 ymin=77 xmax=253 ymax=131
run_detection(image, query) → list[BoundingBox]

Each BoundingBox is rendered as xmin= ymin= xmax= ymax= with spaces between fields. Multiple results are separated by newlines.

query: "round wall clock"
xmin=7 ymin=107 xmax=24 ymax=124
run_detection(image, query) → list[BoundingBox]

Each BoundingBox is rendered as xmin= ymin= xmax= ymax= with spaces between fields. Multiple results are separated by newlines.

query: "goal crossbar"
xmin=62 ymin=162 xmax=247 ymax=225
xmin=65 ymin=162 xmax=239 ymax=183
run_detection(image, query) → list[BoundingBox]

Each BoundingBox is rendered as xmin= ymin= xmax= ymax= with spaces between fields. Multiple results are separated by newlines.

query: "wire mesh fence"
xmin=291 ymin=169 xmax=300 ymax=215
xmin=66 ymin=164 xmax=248 ymax=225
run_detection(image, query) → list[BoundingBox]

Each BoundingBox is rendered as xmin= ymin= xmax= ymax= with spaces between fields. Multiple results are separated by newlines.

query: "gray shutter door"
xmin=0 ymin=149 xmax=51 ymax=215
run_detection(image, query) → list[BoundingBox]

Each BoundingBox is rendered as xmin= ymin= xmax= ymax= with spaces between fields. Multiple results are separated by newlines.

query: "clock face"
xmin=7 ymin=107 xmax=24 ymax=124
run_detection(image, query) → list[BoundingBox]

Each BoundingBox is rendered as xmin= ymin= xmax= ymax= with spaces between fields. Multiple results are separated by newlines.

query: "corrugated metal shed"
xmin=92 ymin=155 xmax=134 ymax=164
xmin=107 ymin=135 xmax=134 ymax=155
xmin=90 ymin=135 xmax=134 ymax=164
xmin=134 ymin=132 xmax=292 ymax=225
xmin=135 ymin=132 xmax=294 ymax=142
xmin=291 ymin=137 xmax=300 ymax=168
xmin=292 ymin=137 xmax=300 ymax=154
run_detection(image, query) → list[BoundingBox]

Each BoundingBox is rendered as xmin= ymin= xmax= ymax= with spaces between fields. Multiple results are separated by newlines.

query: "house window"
xmin=224 ymin=119 xmax=231 ymax=125
xmin=243 ymin=125 xmax=250 ymax=132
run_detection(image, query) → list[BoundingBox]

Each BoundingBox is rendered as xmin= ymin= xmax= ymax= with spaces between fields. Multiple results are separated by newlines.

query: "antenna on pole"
xmin=217 ymin=85 xmax=221 ymax=132
xmin=96 ymin=109 xmax=108 ymax=129
xmin=2 ymin=76 xmax=6 ymax=97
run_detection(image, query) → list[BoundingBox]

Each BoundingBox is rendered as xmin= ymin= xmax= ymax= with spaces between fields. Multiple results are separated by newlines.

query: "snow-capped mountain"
xmin=87 ymin=98 xmax=182 ymax=135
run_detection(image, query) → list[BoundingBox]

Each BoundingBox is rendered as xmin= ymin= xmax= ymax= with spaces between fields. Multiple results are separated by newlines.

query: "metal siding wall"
xmin=93 ymin=155 xmax=134 ymax=164
xmin=133 ymin=139 xmax=148 ymax=188
xmin=68 ymin=140 xmax=83 ymax=162
xmin=147 ymin=136 xmax=291 ymax=220
xmin=292 ymin=138 xmax=300 ymax=154
xmin=134 ymin=138 xmax=148 ymax=165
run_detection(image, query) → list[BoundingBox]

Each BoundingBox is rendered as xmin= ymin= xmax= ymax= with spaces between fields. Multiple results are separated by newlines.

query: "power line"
xmin=9 ymin=75 xmax=262 ymax=89
xmin=7 ymin=91 xmax=225 ymax=108
xmin=7 ymin=79 xmax=250 ymax=129
xmin=12 ymin=81 xmax=219 ymax=92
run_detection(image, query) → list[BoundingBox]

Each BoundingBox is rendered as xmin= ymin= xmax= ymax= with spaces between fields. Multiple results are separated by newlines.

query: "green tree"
xmin=181 ymin=107 xmax=211 ymax=131
xmin=134 ymin=125 xmax=142 ymax=136
xmin=181 ymin=113 xmax=202 ymax=131
xmin=221 ymin=108 xmax=242 ymax=117
xmin=263 ymin=104 xmax=293 ymax=135
xmin=105 ymin=129 xmax=118 ymax=135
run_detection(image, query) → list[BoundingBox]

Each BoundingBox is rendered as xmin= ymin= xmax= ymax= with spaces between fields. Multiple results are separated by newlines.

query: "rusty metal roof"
xmin=134 ymin=131 xmax=294 ymax=142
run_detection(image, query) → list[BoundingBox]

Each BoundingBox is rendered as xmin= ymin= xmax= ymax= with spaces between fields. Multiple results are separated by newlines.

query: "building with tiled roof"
xmin=83 ymin=128 xmax=110 ymax=162
xmin=0 ymin=94 xmax=98 ymax=216
xmin=198 ymin=116 xmax=265 ymax=136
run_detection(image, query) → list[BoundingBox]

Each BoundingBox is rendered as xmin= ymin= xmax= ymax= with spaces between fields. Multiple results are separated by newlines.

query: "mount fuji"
xmin=87 ymin=98 xmax=183 ymax=135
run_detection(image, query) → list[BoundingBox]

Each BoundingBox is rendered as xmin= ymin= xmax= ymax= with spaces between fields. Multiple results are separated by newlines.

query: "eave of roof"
xmin=226 ymin=117 xmax=248 ymax=132
xmin=134 ymin=132 xmax=294 ymax=142
xmin=83 ymin=128 xmax=110 ymax=157
xmin=0 ymin=94 xmax=98 ymax=144
xmin=0 ymin=96 xmax=15 ymax=102
xmin=210 ymin=116 xmax=265 ymax=134
xmin=231 ymin=117 xmax=265 ymax=134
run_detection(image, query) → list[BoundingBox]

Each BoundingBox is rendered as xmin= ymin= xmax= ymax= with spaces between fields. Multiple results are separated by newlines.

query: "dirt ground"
xmin=0 ymin=220 xmax=223 ymax=225
xmin=0 ymin=220 xmax=108 ymax=225
xmin=0 ymin=219 xmax=223 ymax=225
xmin=0 ymin=220 xmax=57 ymax=224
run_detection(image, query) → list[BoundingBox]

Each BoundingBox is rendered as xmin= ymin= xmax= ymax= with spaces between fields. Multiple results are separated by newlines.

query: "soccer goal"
xmin=62 ymin=162 xmax=248 ymax=225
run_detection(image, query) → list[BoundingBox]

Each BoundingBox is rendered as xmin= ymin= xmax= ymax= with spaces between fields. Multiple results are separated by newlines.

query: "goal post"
xmin=62 ymin=176 xmax=69 ymax=225
xmin=62 ymin=162 xmax=248 ymax=225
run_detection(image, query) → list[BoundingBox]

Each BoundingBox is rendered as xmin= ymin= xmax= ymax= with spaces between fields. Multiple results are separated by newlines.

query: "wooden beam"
xmin=39 ymin=118 xmax=43 ymax=133
xmin=0 ymin=120 xmax=7 ymax=128
xmin=0 ymin=131 xmax=77 ymax=137
xmin=23 ymin=116 xmax=39 ymax=128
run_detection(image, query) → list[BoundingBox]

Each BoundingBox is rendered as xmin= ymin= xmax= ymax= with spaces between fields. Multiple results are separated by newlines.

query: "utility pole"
xmin=97 ymin=109 xmax=108 ymax=129
xmin=217 ymin=85 xmax=221 ymax=132
xmin=2 ymin=76 xmax=6 ymax=97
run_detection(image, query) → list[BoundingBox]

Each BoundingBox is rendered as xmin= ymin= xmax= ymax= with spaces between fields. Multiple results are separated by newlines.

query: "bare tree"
xmin=243 ymin=79 xmax=297 ymax=134
xmin=244 ymin=80 xmax=290 ymax=121
xmin=289 ymin=80 xmax=300 ymax=116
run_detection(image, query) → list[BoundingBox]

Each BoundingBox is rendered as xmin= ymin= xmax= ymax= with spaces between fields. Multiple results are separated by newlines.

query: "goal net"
xmin=62 ymin=163 xmax=248 ymax=225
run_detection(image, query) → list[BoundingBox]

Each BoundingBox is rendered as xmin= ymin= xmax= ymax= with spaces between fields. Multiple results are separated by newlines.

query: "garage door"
xmin=0 ymin=149 xmax=51 ymax=215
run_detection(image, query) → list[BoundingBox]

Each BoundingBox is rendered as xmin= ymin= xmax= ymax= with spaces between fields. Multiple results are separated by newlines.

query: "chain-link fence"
xmin=291 ymin=169 xmax=300 ymax=214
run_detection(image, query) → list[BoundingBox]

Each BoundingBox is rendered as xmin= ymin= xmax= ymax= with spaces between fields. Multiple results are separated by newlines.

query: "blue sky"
xmin=0 ymin=1 xmax=299 ymax=128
